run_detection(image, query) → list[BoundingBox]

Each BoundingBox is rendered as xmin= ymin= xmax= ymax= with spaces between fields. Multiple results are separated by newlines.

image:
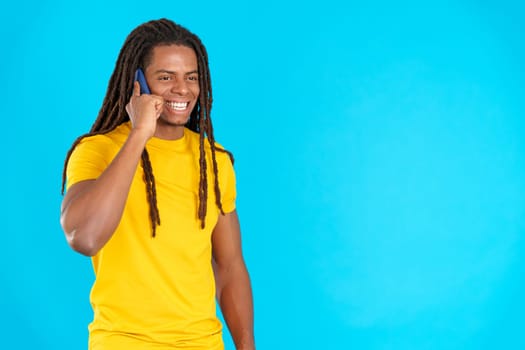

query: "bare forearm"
xmin=61 ymin=130 xmax=149 ymax=256
xmin=217 ymin=262 xmax=255 ymax=350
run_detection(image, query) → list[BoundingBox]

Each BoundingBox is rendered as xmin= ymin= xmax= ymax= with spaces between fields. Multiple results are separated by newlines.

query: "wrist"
xmin=236 ymin=338 xmax=255 ymax=350
xmin=128 ymin=127 xmax=152 ymax=145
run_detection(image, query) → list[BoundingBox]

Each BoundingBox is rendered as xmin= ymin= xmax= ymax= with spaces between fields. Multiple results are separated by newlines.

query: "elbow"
xmin=67 ymin=230 xmax=101 ymax=256
xmin=61 ymin=213 xmax=103 ymax=257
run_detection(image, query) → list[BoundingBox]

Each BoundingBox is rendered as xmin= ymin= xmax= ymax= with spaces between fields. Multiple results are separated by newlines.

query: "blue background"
xmin=1 ymin=1 xmax=524 ymax=349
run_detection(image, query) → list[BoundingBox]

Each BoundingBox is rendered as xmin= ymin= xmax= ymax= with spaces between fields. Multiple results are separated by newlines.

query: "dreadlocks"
xmin=61 ymin=18 xmax=233 ymax=236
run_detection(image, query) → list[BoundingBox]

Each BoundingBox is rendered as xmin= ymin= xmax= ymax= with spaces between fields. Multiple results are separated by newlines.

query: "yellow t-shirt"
xmin=66 ymin=122 xmax=236 ymax=349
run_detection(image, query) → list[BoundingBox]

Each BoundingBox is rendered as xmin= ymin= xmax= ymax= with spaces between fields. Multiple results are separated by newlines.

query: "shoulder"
xmin=75 ymin=122 xmax=130 ymax=150
xmin=69 ymin=123 xmax=131 ymax=165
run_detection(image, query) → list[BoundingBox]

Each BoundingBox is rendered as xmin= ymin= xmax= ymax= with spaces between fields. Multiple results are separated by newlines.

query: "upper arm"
xmin=212 ymin=210 xmax=244 ymax=268
xmin=61 ymin=135 xmax=112 ymax=233
xmin=65 ymin=135 xmax=114 ymax=192
xmin=61 ymin=180 xmax=95 ymax=216
xmin=60 ymin=180 xmax=96 ymax=234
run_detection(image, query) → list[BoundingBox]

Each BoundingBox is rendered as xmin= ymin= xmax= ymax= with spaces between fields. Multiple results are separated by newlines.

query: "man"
xmin=60 ymin=18 xmax=255 ymax=350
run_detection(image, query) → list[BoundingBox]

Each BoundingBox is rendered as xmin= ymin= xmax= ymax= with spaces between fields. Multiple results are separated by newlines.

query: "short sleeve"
xmin=66 ymin=135 xmax=119 ymax=191
xmin=218 ymin=153 xmax=236 ymax=213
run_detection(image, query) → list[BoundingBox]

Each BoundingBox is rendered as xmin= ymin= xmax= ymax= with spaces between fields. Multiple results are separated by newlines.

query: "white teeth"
xmin=166 ymin=101 xmax=188 ymax=110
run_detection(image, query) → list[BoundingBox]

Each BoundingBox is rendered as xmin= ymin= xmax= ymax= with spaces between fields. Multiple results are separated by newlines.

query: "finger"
xmin=133 ymin=81 xmax=141 ymax=97
xmin=153 ymin=96 xmax=165 ymax=111
xmin=152 ymin=95 xmax=165 ymax=104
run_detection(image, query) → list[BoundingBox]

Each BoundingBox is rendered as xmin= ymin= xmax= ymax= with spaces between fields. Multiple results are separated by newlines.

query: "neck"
xmin=154 ymin=122 xmax=186 ymax=140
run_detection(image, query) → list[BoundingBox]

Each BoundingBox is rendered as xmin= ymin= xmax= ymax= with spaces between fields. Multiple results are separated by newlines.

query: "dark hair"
xmin=61 ymin=18 xmax=233 ymax=236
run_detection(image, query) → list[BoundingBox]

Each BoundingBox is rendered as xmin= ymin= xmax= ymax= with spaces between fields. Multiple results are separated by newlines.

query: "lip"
xmin=165 ymin=99 xmax=190 ymax=104
xmin=165 ymin=99 xmax=190 ymax=103
xmin=165 ymin=100 xmax=191 ymax=112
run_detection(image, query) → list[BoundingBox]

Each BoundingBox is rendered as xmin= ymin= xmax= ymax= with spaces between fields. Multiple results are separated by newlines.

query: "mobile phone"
xmin=134 ymin=68 xmax=151 ymax=94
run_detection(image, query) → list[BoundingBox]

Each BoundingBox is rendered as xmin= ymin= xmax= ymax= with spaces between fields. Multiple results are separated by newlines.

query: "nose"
xmin=170 ymin=77 xmax=188 ymax=95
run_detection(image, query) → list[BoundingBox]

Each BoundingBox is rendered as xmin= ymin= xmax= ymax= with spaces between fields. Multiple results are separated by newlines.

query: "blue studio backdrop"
xmin=1 ymin=1 xmax=524 ymax=349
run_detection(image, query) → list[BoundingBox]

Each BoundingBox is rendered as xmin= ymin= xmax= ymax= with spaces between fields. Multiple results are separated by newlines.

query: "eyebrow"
xmin=153 ymin=69 xmax=199 ymax=75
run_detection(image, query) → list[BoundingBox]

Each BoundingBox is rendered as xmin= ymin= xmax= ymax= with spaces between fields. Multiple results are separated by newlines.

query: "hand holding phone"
xmin=134 ymin=68 xmax=151 ymax=94
xmin=126 ymin=68 xmax=163 ymax=140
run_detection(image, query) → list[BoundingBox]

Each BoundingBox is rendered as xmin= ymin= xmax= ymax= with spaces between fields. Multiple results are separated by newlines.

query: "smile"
xmin=165 ymin=101 xmax=189 ymax=111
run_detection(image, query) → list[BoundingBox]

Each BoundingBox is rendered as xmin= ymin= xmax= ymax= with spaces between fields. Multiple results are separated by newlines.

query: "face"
xmin=145 ymin=44 xmax=200 ymax=130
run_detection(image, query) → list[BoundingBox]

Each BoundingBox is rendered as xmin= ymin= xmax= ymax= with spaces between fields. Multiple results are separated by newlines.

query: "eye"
xmin=158 ymin=75 xmax=171 ymax=81
xmin=187 ymin=74 xmax=199 ymax=82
